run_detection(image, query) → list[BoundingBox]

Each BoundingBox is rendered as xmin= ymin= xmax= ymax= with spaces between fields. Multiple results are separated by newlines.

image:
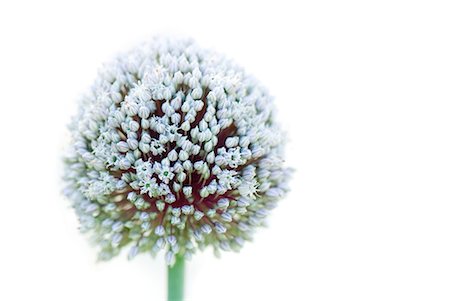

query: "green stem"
xmin=168 ymin=255 xmax=185 ymax=301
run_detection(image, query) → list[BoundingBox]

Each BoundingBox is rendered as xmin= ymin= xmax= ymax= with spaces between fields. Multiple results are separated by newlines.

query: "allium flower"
xmin=63 ymin=37 xmax=292 ymax=265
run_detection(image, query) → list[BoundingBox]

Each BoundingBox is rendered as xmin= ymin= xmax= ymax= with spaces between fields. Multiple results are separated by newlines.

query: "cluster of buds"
xmin=63 ymin=37 xmax=292 ymax=265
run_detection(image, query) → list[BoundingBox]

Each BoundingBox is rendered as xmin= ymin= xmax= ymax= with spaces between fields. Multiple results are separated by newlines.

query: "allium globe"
xmin=63 ymin=37 xmax=292 ymax=265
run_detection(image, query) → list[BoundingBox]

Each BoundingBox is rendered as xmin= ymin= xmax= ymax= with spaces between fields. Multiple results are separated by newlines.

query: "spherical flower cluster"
xmin=63 ymin=37 xmax=292 ymax=265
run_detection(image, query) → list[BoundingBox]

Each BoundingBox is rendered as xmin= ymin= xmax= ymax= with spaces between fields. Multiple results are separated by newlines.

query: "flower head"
xmin=63 ymin=37 xmax=292 ymax=265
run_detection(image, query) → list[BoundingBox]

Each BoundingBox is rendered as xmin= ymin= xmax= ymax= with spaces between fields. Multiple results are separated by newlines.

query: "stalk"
xmin=168 ymin=255 xmax=185 ymax=301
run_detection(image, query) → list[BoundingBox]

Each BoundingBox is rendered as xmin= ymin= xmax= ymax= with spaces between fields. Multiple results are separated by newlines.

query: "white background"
xmin=1 ymin=1 xmax=449 ymax=300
